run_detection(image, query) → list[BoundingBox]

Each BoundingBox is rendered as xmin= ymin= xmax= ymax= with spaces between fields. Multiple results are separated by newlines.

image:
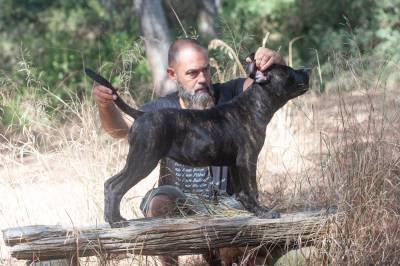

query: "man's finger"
xmin=96 ymin=90 xmax=114 ymax=99
xmin=255 ymin=55 xmax=269 ymax=69
xmin=245 ymin=57 xmax=252 ymax=63
xmin=261 ymin=57 xmax=275 ymax=71
xmin=95 ymin=96 xmax=116 ymax=107
xmin=96 ymin=85 xmax=114 ymax=95
xmin=96 ymin=90 xmax=116 ymax=100
xmin=94 ymin=96 xmax=108 ymax=104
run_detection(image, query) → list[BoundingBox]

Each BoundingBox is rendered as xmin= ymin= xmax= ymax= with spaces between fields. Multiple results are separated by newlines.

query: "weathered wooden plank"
xmin=2 ymin=211 xmax=338 ymax=261
xmin=28 ymin=258 xmax=75 ymax=266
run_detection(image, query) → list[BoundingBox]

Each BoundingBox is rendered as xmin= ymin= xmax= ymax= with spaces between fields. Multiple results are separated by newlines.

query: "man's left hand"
xmin=246 ymin=47 xmax=286 ymax=71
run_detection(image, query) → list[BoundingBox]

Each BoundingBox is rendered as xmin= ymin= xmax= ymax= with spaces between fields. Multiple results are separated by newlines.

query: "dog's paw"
xmin=254 ymin=206 xmax=281 ymax=219
xmin=110 ymin=220 xmax=129 ymax=228
xmin=105 ymin=213 xmax=128 ymax=228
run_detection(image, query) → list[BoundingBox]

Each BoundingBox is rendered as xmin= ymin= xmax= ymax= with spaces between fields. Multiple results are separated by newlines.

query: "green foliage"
xmin=1 ymin=0 xmax=399 ymax=127
xmin=219 ymin=0 xmax=400 ymax=80
xmin=221 ymin=0 xmax=400 ymax=63
xmin=0 ymin=0 xmax=149 ymax=127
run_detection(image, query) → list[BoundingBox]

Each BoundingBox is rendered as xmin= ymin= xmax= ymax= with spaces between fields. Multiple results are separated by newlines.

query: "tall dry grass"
xmin=311 ymin=54 xmax=400 ymax=265
xmin=256 ymin=52 xmax=400 ymax=265
xmin=1 ymin=41 xmax=399 ymax=265
xmin=0 ymin=51 xmax=159 ymax=265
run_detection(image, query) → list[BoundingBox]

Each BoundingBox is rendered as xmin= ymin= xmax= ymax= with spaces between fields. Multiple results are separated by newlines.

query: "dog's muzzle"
xmin=293 ymin=68 xmax=310 ymax=90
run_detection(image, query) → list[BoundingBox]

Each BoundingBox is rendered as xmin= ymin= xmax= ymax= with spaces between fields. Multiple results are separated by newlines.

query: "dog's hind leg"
xmin=104 ymin=142 xmax=162 ymax=226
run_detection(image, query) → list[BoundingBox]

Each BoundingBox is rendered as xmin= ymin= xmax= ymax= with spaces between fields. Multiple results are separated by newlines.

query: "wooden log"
xmin=2 ymin=211 xmax=338 ymax=261
xmin=27 ymin=257 xmax=79 ymax=266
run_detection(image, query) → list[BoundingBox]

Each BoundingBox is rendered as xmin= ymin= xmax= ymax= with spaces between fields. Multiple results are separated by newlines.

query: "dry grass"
xmin=1 ymin=45 xmax=400 ymax=265
xmin=255 ymin=54 xmax=400 ymax=265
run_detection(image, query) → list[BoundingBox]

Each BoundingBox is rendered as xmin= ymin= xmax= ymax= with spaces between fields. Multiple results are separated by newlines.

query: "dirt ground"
xmin=1 ymin=83 xmax=399 ymax=265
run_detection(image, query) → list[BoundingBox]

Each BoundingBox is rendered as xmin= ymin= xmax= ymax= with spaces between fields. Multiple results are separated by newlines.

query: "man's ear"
xmin=166 ymin=67 xmax=177 ymax=81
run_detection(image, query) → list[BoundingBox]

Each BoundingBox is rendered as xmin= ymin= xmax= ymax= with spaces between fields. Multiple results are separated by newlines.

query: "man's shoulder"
xmin=139 ymin=92 xmax=180 ymax=112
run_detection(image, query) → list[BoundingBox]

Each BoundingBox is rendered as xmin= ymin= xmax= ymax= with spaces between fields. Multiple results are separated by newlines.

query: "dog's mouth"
xmin=297 ymin=82 xmax=308 ymax=91
xmin=298 ymin=87 xmax=309 ymax=93
xmin=293 ymin=68 xmax=310 ymax=92
xmin=298 ymin=86 xmax=308 ymax=92
xmin=292 ymin=78 xmax=310 ymax=97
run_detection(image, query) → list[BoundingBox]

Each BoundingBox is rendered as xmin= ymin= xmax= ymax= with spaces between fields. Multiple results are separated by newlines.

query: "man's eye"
xmin=188 ymin=71 xmax=198 ymax=78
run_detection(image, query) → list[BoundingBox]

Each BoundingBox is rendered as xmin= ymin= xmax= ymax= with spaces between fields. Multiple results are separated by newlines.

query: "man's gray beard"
xmin=178 ymin=84 xmax=215 ymax=110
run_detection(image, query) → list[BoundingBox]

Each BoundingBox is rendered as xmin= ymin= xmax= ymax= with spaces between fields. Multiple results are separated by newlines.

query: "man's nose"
xmin=197 ymin=70 xmax=208 ymax=83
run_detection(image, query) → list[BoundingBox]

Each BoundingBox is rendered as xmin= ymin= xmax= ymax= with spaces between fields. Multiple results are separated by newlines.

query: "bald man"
xmin=93 ymin=38 xmax=285 ymax=265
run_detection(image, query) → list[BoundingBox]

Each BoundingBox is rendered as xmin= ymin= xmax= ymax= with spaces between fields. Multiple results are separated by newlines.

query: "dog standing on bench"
xmin=88 ymin=58 xmax=309 ymax=226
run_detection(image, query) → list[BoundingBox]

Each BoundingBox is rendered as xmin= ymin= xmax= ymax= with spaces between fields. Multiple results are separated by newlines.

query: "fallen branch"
xmin=2 ymin=210 xmax=338 ymax=261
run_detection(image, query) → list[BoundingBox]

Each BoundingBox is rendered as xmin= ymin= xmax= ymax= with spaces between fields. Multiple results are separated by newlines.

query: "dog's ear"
xmin=253 ymin=68 xmax=273 ymax=84
xmin=245 ymin=53 xmax=256 ymax=79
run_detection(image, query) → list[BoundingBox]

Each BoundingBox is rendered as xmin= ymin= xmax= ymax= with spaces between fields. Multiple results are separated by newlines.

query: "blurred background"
xmin=1 ymin=0 xmax=399 ymax=121
xmin=1 ymin=0 xmax=399 ymax=265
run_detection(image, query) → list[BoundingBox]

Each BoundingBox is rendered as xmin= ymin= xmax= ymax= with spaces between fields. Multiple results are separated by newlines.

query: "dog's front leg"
xmin=232 ymin=161 xmax=280 ymax=219
xmin=230 ymin=163 xmax=259 ymax=210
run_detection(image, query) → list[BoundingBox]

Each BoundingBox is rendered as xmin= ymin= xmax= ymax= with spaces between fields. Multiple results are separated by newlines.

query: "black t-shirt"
xmin=139 ymin=78 xmax=245 ymax=197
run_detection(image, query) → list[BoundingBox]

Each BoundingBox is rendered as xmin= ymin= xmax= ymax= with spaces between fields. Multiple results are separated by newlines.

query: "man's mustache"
xmin=192 ymin=84 xmax=211 ymax=95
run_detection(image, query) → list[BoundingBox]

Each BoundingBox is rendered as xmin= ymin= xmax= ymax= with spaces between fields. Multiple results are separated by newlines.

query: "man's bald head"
xmin=168 ymin=38 xmax=208 ymax=67
xmin=166 ymin=38 xmax=213 ymax=110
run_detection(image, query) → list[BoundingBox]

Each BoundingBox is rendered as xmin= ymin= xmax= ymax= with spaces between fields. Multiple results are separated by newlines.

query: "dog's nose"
xmin=294 ymin=68 xmax=310 ymax=89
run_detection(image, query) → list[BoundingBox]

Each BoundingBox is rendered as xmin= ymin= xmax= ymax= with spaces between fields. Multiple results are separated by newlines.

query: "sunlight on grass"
xmin=1 ymin=43 xmax=399 ymax=265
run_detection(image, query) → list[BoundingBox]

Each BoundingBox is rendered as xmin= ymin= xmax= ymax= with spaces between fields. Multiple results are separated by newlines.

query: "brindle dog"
xmin=86 ymin=61 xmax=309 ymax=226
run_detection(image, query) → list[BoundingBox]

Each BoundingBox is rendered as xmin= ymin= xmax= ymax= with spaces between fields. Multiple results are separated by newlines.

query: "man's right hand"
xmin=92 ymin=84 xmax=131 ymax=139
xmin=93 ymin=84 xmax=118 ymax=108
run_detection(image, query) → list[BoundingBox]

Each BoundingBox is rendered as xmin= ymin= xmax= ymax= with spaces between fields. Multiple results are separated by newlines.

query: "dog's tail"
xmin=85 ymin=68 xmax=144 ymax=119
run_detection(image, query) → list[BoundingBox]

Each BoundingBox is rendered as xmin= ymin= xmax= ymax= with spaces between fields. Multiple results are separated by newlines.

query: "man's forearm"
xmin=99 ymin=104 xmax=130 ymax=139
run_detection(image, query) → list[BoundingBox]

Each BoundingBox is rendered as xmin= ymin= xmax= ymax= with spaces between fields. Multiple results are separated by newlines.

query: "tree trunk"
xmin=100 ymin=0 xmax=118 ymax=13
xmin=134 ymin=0 xmax=176 ymax=96
xmin=198 ymin=0 xmax=218 ymax=40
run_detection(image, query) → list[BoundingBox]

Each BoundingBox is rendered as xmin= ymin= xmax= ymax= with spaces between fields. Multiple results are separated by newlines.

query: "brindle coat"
xmin=89 ymin=64 xmax=309 ymax=226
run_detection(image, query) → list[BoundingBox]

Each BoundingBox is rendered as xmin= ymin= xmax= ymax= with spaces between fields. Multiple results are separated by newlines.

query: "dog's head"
xmin=246 ymin=59 xmax=309 ymax=101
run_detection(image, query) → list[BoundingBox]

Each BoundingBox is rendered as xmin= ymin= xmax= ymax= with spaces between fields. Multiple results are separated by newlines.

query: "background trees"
xmin=0 ymin=0 xmax=399 ymax=125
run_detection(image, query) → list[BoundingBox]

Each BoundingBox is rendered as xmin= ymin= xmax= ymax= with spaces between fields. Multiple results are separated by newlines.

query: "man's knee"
xmin=146 ymin=194 xmax=176 ymax=217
